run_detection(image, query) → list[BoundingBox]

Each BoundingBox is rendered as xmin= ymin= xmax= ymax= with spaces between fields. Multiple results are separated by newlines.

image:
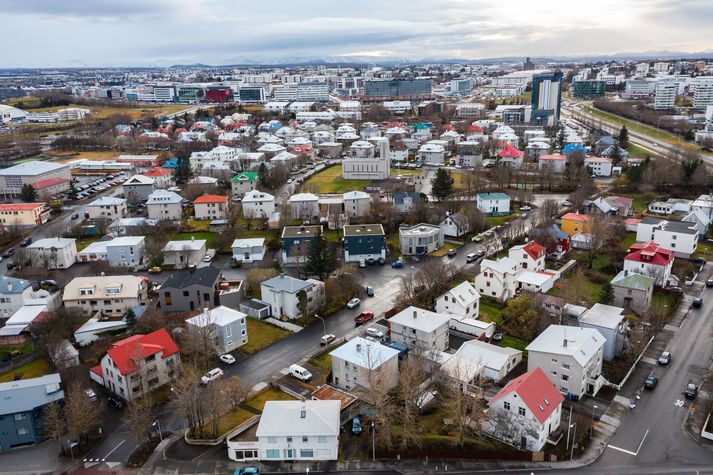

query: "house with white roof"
xmin=515 ymin=270 xmax=558 ymax=294
xmin=399 ymin=223 xmax=444 ymax=256
xmin=329 ymin=337 xmax=400 ymax=392
xmin=342 ymin=154 xmax=390 ymax=180
xmin=186 ymin=306 xmax=248 ymax=354
xmin=27 ymin=237 xmax=77 ymax=269
xmin=579 ymin=304 xmax=628 ymax=360
xmin=444 ymin=340 xmax=522 ymax=386
xmin=86 ymin=196 xmax=128 ymax=221
xmin=475 ymin=257 xmax=519 ymax=301
xmin=342 ymin=190 xmax=371 ymax=217
xmin=146 ymin=189 xmax=183 ymax=221
xmin=388 ymin=306 xmax=451 ymax=351
xmin=526 ymin=325 xmax=605 ymax=398
xmin=162 ymin=238 xmax=207 ymax=269
xmin=122 ymin=175 xmax=156 ymax=201
xmin=584 ymin=156 xmax=613 ymax=177
xmin=242 ymin=190 xmax=275 ymax=219
xmin=417 ymin=142 xmax=446 ymax=166
xmin=231 ymin=238 xmax=266 ymax=262
xmin=636 ymin=217 xmax=698 ymax=257
xmin=289 ymin=193 xmax=320 ymax=220
xmin=485 ymin=367 xmax=564 ymax=452
xmin=436 ymin=281 xmax=480 ymax=319
xmin=260 ymin=273 xmax=325 ymax=320
xmin=77 ymin=236 xmax=146 ymax=269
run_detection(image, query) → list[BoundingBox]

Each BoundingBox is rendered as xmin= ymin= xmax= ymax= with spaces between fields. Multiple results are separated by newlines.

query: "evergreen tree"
xmin=125 ymin=308 xmax=137 ymax=327
xmin=431 ymin=168 xmax=454 ymax=201
xmin=173 ymin=156 xmax=192 ymax=184
xmin=305 ymin=229 xmax=336 ymax=281
xmin=599 ymin=283 xmax=615 ymax=304
xmin=618 ymin=125 xmax=629 ymax=150
xmin=68 ymin=180 xmax=79 ymax=200
xmin=257 ymin=162 xmax=272 ymax=191
xmin=556 ymin=127 xmax=566 ymax=151
xmin=610 ymin=139 xmax=623 ymax=166
xmin=20 ymin=183 xmax=37 ymax=203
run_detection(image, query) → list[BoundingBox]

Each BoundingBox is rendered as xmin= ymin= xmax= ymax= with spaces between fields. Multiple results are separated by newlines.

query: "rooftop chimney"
xmin=356 ymin=343 xmax=362 ymax=352
xmin=280 ymin=272 xmax=285 ymax=278
xmin=413 ymin=309 xmax=418 ymax=319
xmin=563 ymin=338 xmax=568 ymax=348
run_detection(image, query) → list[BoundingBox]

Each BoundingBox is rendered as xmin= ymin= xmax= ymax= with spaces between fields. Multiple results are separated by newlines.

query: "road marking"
xmin=607 ymin=429 xmax=649 ymax=457
xmin=676 ymin=399 xmax=685 ymax=407
xmin=103 ymin=439 xmax=125 ymax=459
xmin=636 ymin=429 xmax=649 ymax=454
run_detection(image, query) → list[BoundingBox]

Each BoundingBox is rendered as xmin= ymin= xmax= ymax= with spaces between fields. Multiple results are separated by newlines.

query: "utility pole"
xmin=371 ymin=421 xmax=376 ymax=462
xmin=570 ymin=423 xmax=577 ymax=460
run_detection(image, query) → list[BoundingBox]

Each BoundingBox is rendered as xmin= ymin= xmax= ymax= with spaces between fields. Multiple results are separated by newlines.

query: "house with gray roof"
xmin=611 ymin=270 xmax=655 ymax=317
xmin=393 ymin=192 xmax=421 ymax=214
xmin=159 ymin=266 xmax=222 ymax=313
xmin=0 ymin=276 xmax=33 ymax=319
xmin=579 ymin=304 xmax=628 ymax=360
xmin=0 ymin=374 xmax=64 ymax=451
xmin=260 ymin=273 xmax=325 ymax=320
xmin=330 ymin=337 xmax=400 ymax=392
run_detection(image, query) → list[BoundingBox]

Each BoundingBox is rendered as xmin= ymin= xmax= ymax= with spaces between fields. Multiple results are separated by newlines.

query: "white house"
xmin=399 ymin=223 xmax=444 ymax=256
xmin=538 ymin=154 xmax=567 ymax=173
xmin=477 ymin=192 xmax=511 ymax=216
xmin=193 ymin=194 xmax=229 ymax=221
xmin=63 ymin=275 xmax=148 ymax=317
xmin=486 ymin=367 xmax=564 ymax=452
xmin=508 ymin=241 xmax=546 ymax=271
xmin=122 ymin=175 xmax=156 ymax=201
xmin=636 ymin=217 xmax=698 ymax=257
xmin=579 ymin=304 xmax=628 ymax=361
xmin=435 ymin=281 xmax=480 ymax=319
xmin=440 ymin=212 xmax=469 ymax=237
xmin=0 ymin=276 xmax=34 ymax=319
xmin=342 ymin=191 xmax=371 ymax=217
xmin=624 ymin=240 xmax=675 ymax=286
xmin=329 ymin=337 xmax=400 ymax=392
xmin=260 ymin=273 xmax=325 ymax=320
xmin=515 ymin=271 xmax=558 ymax=294
xmin=146 ymin=189 xmax=183 ymax=221
xmin=27 ymin=237 xmax=77 ymax=269
xmin=185 ymin=306 xmax=248 ymax=354
xmin=417 ymin=142 xmax=446 ymax=166
xmin=231 ymin=238 xmax=266 ymax=263
xmin=445 ymin=339 xmax=522 ymax=384
xmin=242 ymin=190 xmax=275 ymax=219
xmin=244 ymin=400 xmax=340 ymax=462
xmin=86 ymin=196 xmax=128 ymax=221
xmin=77 ymin=236 xmax=146 ymax=269
xmin=289 ymin=193 xmax=320 ymax=220
xmin=388 ymin=306 xmax=451 ymax=352
xmin=342 ymin=155 xmax=390 ymax=180
xmin=526 ymin=325 xmax=605 ymax=398
xmin=162 ymin=239 xmax=207 ymax=269
xmin=584 ymin=157 xmax=613 ymax=177
xmin=475 ymin=257 xmax=519 ymax=301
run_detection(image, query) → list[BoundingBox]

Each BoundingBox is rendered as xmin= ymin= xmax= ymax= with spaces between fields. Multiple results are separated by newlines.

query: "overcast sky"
xmin=3 ymin=0 xmax=712 ymax=67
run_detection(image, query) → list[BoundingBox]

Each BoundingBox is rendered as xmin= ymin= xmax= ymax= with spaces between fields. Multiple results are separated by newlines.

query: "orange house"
xmin=560 ymin=212 xmax=592 ymax=236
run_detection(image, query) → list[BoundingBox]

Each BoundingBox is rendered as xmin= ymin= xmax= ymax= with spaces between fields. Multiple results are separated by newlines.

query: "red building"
xmin=205 ymin=87 xmax=234 ymax=103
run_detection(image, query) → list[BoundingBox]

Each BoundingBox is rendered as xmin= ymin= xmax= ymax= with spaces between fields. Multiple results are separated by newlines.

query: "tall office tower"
xmin=530 ymin=71 xmax=563 ymax=126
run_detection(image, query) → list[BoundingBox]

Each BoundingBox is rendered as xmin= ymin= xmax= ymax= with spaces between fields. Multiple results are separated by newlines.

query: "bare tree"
xmin=224 ymin=377 xmax=251 ymax=410
xmin=245 ymin=267 xmax=279 ymax=297
xmin=360 ymin=345 xmax=397 ymax=450
xmin=395 ymin=352 xmax=427 ymax=450
xmin=586 ymin=215 xmax=614 ymax=268
xmin=441 ymin=359 xmax=487 ymax=448
xmin=171 ymin=364 xmax=205 ymax=437
xmin=42 ymin=401 xmax=66 ymax=448
xmin=204 ymin=378 xmax=230 ymax=438
xmin=535 ymin=199 xmax=561 ymax=226
xmin=64 ymin=382 xmax=104 ymax=444
xmin=123 ymin=397 xmax=156 ymax=445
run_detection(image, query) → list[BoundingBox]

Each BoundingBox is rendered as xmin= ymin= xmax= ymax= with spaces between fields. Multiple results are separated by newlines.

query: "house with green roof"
xmin=610 ymin=270 xmax=655 ymax=316
xmin=476 ymin=192 xmax=511 ymax=216
xmin=231 ymin=171 xmax=258 ymax=198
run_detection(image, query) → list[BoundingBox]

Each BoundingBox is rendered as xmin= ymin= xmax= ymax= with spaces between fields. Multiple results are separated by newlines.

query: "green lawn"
xmin=192 ymin=407 xmax=256 ymax=440
xmin=500 ymin=335 xmax=528 ymax=355
xmin=386 ymin=233 xmax=402 ymax=259
xmin=310 ymin=351 xmax=333 ymax=371
xmin=301 ymin=164 xmax=371 ymax=193
xmin=652 ymin=291 xmax=679 ymax=316
xmin=0 ymin=358 xmax=52 ymax=382
xmin=185 ymin=220 xmax=210 ymax=231
xmin=486 ymin=214 xmax=513 ymax=228
xmin=245 ymin=387 xmax=296 ymax=412
xmin=479 ymin=298 xmax=505 ymax=325
xmin=75 ymin=236 xmax=104 ymax=252
xmin=322 ymin=228 xmax=341 ymax=243
xmin=620 ymin=232 xmax=637 ymax=251
xmin=241 ymin=318 xmax=291 ymax=355
xmin=171 ymin=231 xmax=216 ymax=248
xmin=694 ymin=239 xmax=713 ymax=259
xmin=627 ymin=144 xmax=651 ymax=158
xmin=0 ymin=343 xmax=34 ymax=359
xmin=431 ymin=242 xmax=459 ymax=257
xmin=591 ymin=254 xmax=612 ymax=274
xmin=390 ymin=168 xmax=422 ymax=177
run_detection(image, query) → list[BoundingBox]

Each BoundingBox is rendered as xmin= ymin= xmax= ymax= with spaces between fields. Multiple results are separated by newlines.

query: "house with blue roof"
xmin=477 ymin=192 xmax=511 ymax=216
xmin=0 ymin=276 xmax=34 ymax=319
xmin=0 ymin=374 xmax=64 ymax=451
xmin=562 ymin=144 xmax=587 ymax=159
xmin=161 ymin=157 xmax=179 ymax=169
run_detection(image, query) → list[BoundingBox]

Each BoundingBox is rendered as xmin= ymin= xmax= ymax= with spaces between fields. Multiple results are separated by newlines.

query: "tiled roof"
xmin=31 ymin=177 xmax=67 ymax=189
xmin=193 ymin=194 xmax=228 ymax=204
xmin=490 ymin=367 xmax=563 ymax=424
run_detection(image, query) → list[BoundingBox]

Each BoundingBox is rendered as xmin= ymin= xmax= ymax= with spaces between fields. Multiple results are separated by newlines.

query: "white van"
xmin=366 ymin=327 xmax=384 ymax=340
xmin=201 ymin=368 xmax=224 ymax=385
xmin=289 ymin=364 xmax=313 ymax=382
xmin=466 ymin=253 xmax=477 ymax=263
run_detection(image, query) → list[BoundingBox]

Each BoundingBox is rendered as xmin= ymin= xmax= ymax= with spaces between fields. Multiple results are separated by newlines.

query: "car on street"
xmin=692 ymin=298 xmax=703 ymax=309
xmin=658 ymin=351 xmax=671 ymax=365
xmin=219 ymin=354 xmax=236 ymax=365
xmin=84 ymin=388 xmax=97 ymax=401
xmin=6 ymin=261 xmax=16 ymax=270
xmin=472 ymin=234 xmax=484 ymax=242
xmin=148 ymin=266 xmax=162 ymax=274
xmin=707 ymin=277 xmax=713 ymax=288
xmin=2 ymin=248 xmax=14 ymax=258
xmin=644 ymin=376 xmax=658 ymax=389
xmin=71 ymin=213 xmax=80 ymax=220
xmin=346 ymin=298 xmax=361 ymax=309
xmin=520 ymin=206 xmax=532 ymax=212
xmin=108 ymin=396 xmax=125 ymax=410
xmin=19 ymin=238 xmax=32 ymax=247
xmin=366 ymin=286 xmax=374 ymax=297
xmin=320 ymin=334 xmax=336 ymax=346
xmin=366 ymin=327 xmax=384 ymax=340
xmin=351 ymin=416 xmax=362 ymax=435
xmin=685 ymin=382 xmax=699 ymax=399
xmin=447 ymin=248 xmax=457 ymax=257
xmin=40 ymin=279 xmax=58 ymax=289
xmin=203 ymin=253 xmax=213 ymax=262
xmin=391 ymin=259 xmax=404 ymax=268
xmin=287 ymin=178 xmax=293 ymax=184
xmin=201 ymin=368 xmax=224 ymax=385
xmin=234 ymin=467 xmax=260 ymax=475
xmin=466 ymin=252 xmax=478 ymax=263
xmin=359 ymin=259 xmax=366 ymax=268
xmin=354 ymin=311 xmax=374 ymax=325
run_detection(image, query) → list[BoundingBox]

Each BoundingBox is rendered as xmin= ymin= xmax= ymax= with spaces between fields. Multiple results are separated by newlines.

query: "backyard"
xmin=431 ymin=242 xmax=459 ymax=257
xmin=301 ymin=164 xmax=370 ymax=194
xmin=244 ymin=386 xmax=296 ymax=412
xmin=241 ymin=318 xmax=291 ymax=355
xmin=0 ymin=358 xmax=52 ymax=382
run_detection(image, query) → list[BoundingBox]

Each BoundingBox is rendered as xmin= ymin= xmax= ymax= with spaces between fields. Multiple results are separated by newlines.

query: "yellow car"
xmin=148 ymin=266 xmax=162 ymax=274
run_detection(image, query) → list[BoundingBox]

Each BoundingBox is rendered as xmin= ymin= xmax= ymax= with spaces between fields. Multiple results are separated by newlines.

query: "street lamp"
xmin=371 ymin=421 xmax=376 ymax=462
xmin=570 ymin=423 xmax=577 ymax=461
xmin=590 ymin=405 xmax=598 ymax=439
xmin=314 ymin=314 xmax=326 ymax=338
xmin=153 ymin=419 xmax=163 ymax=441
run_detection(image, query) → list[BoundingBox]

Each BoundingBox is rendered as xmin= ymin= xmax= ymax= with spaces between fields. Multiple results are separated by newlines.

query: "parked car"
xmin=447 ymin=248 xmax=457 ymax=257
xmin=234 ymin=467 xmax=260 ymax=475
xmin=219 ymin=354 xmax=236 ymax=365
xmin=148 ymin=266 xmax=162 ymax=274
xmin=366 ymin=286 xmax=374 ymax=297
xmin=366 ymin=327 xmax=384 ymax=340
xmin=84 ymin=388 xmax=98 ymax=402
xmin=6 ymin=261 xmax=16 ymax=270
xmin=476 ymin=250 xmax=486 ymax=257
xmin=692 ymin=298 xmax=703 ymax=309
xmin=658 ymin=351 xmax=671 ymax=365
xmin=108 ymin=396 xmax=125 ymax=410
xmin=320 ymin=334 xmax=336 ymax=346
xmin=71 ymin=213 xmax=80 ymax=220
xmin=203 ymin=253 xmax=213 ymax=263
xmin=644 ymin=376 xmax=658 ymax=389
xmin=359 ymin=259 xmax=366 ymax=268
xmin=354 ymin=311 xmax=374 ymax=325
xmin=351 ymin=416 xmax=362 ymax=435
xmin=40 ymin=279 xmax=58 ymax=289
xmin=200 ymin=368 xmax=224 ymax=385
xmin=346 ymin=298 xmax=361 ymax=309
xmin=520 ymin=206 xmax=532 ymax=212
xmin=288 ymin=364 xmax=312 ymax=382
xmin=466 ymin=253 xmax=478 ymax=263
xmin=19 ymin=238 xmax=32 ymax=247
xmin=2 ymin=248 xmax=13 ymax=258
xmin=472 ymin=234 xmax=484 ymax=242
xmin=685 ymin=382 xmax=699 ymax=399
xmin=391 ymin=259 xmax=404 ymax=268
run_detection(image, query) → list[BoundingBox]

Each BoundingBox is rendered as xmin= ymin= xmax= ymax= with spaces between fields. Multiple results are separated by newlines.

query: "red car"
xmin=354 ymin=311 xmax=375 ymax=325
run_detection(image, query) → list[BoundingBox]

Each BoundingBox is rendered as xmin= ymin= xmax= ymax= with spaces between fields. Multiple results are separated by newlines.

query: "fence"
xmin=375 ymin=448 xmax=532 ymax=461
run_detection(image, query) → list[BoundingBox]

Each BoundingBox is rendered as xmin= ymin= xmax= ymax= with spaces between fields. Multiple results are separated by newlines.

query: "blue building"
xmin=280 ymin=225 xmax=321 ymax=264
xmin=161 ymin=157 xmax=179 ymax=169
xmin=343 ymin=224 xmax=386 ymax=263
xmin=364 ymin=79 xmax=433 ymax=101
xmin=0 ymin=374 xmax=64 ymax=451
xmin=572 ymin=80 xmax=606 ymax=99
xmin=531 ymin=72 xmax=563 ymax=126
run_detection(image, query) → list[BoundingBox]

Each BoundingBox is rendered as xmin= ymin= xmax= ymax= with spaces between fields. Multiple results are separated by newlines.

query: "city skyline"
xmin=3 ymin=0 xmax=713 ymax=67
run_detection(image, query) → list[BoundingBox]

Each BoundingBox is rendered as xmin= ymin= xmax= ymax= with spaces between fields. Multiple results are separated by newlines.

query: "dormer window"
xmin=79 ymin=287 xmax=94 ymax=295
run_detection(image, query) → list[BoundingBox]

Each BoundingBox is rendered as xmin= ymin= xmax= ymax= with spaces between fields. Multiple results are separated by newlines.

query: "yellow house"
xmin=0 ymin=202 xmax=50 ymax=230
xmin=561 ymin=212 xmax=592 ymax=236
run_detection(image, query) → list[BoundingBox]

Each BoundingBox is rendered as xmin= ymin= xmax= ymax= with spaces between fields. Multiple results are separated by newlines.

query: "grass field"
xmin=431 ymin=242 xmax=459 ymax=257
xmin=500 ymin=335 xmax=528 ymax=355
xmin=652 ymin=291 xmax=679 ymax=316
xmin=627 ymin=144 xmax=652 ymax=158
xmin=241 ymin=318 xmax=290 ymax=355
xmin=620 ymin=232 xmax=637 ymax=251
xmin=301 ymin=164 xmax=371 ymax=194
xmin=479 ymin=298 xmax=505 ymax=325
xmin=486 ymin=214 xmax=513 ymax=228
xmin=390 ymin=168 xmax=423 ymax=177
xmin=386 ymin=233 xmax=402 ymax=259
xmin=245 ymin=387 xmax=296 ymax=412
xmin=7 ymin=99 xmax=191 ymax=121
xmin=76 ymin=236 xmax=105 ymax=252
xmin=694 ymin=239 xmax=713 ymax=259
xmin=49 ymin=151 xmax=121 ymax=162
xmin=0 ymin=358 xmax=52 ymax=382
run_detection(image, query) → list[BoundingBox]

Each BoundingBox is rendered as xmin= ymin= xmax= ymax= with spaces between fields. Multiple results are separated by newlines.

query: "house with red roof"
xmin=0 ymin=202 xmax=51 ymax=229
xmin=498 ymin=143 xmax=524 ymax=168
xmin=486 ymin=367 xmax=564 ymax=451
xmin=142 ymin=167 xmax=175 ymax=189
xmin=624 ymin=240 xmax=675 ymax=286
xmin=90 ymin=328 xmax=181 ymax=401
xmin=31 ymin=177 xmax=70 ymax=197
xmin=508 ymin=241 xmax=546 ymax=271
xmin=193 ymin=194 xmax=229 ymax=221
xmin=538 ymin=154 xmax=567 ymax=173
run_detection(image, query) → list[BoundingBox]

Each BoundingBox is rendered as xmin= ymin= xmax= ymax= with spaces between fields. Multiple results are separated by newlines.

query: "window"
xmin=17 ymin=427 xmax=29 ymax=436
xmin=14 ymin=413 xmax=27 ymax=421
xmin=562 ymin=363 xmax=570 ymax=370
xmin=317 ymin=436 xmax=327 ymax=443
xmin=302 ymin=436 xmax=309 ymax=442
xmin=561 ymin=374 xmax=569 ymax=381
xmin=503 ymin=401 xmax=511 ymax=410
xmin=267 ymin=436 xmax=278 ymax=444
xmin=518 ymin=407 xmax=526 ymax=416
xmin=300 ymin=449 xmax=314 ymax=458
xmin=265 ymin=449 xmax=280 ymax=458
xmin=286 ymin=437 xmax=293 ymax=443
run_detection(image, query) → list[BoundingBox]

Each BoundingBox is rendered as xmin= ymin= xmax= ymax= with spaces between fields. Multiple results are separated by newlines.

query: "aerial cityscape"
xmin=1 ymin=2 xmax=713 ymax=475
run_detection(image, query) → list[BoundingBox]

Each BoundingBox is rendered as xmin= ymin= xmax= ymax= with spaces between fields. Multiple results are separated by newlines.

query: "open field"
xmin=242 ymin=318 xmax=291 ymax=355
xmin=627 ymin=144 xmax=651 ymax=158
xmin=301 ymin=164 xmax=370 ymax=194
xmin=48 ymin=151 xmax=125 ymax=162
xmin=7 ymin=99 xmax=192 ymax=121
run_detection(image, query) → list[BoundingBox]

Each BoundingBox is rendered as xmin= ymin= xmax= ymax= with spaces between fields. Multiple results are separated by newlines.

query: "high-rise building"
xmin=296 ymin=82 xmax=330 ymax=102
xmin=654 ymin=81 xmax=677 ymax=110
xmin=237 ymin=87 xmax=266 ymax=103
xmin=572 ymin=80 xmax=606 ymax=99
xmin=523 ymin=57 xmax=534 ymax=71
xmin=364 ymin=79 xmax=433 ymax=101
xmin=530 ymin=72 xmax=563 ymax=126
xmin=693 ymin=78 xmax=713 ymax=108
